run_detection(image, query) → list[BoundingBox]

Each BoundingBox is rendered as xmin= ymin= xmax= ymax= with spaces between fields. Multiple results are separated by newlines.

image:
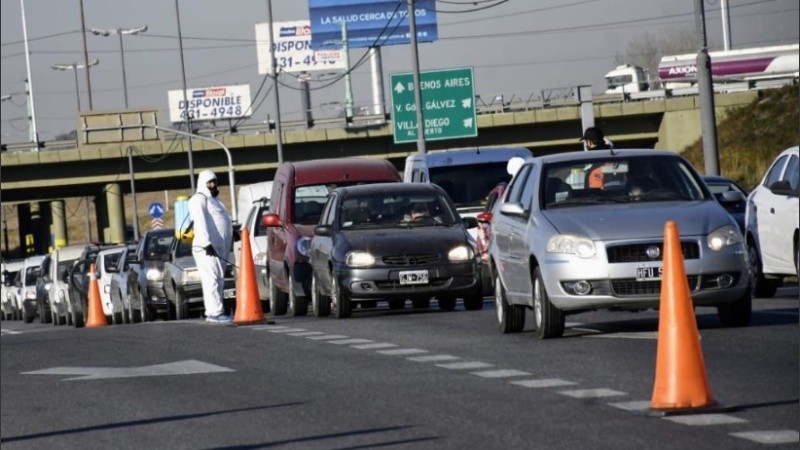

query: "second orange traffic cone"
xmin=234 ymin=228 xmax=266 ymax=325
xmin=85 ymin=264 xmax=108 ymax=328
xmin=651 ymin=221 xmax=715 ymax=411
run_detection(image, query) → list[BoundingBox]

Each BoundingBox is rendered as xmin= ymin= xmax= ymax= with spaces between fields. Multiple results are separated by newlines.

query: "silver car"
xmin=489 ymin=149 xmax=751 ymax=339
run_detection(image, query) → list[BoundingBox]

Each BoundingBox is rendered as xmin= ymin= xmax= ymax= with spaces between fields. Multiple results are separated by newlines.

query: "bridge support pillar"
xmin=101 ymin=183 xmax=126 ymax=244
xmin=50 ymin=200 xmax=67 ymax=249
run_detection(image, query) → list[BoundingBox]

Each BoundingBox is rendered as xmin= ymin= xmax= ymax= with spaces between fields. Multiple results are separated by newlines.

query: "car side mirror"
xmin=719 ymin=190 xmax=746 ymax=204
xmin=476 ymin=211 xmax=493 ymax=223
xmin=499 ymin=202 xmax=526 ymax=217
xmin=769 ymin=180 xmax=797 ymax=197
xmin=314 ymin=225 xmax=333 ymax=237
xmin=462 ymin=217 xmax=479 ymax=229
xmin=262 ymin=213 xmax=281 ymax=228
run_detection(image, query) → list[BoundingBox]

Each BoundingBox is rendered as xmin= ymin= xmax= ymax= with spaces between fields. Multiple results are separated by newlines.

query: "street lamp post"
xmin=51 ymin=59 xmax=99 ymax=112
xmin=90 ymin=25 xmax=147 ymax=108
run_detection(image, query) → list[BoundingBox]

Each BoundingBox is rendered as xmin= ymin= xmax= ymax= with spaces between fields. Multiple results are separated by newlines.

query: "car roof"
xmin=284 ymin=158 xmax=401 ymax=186
xmin=54 ymin=244 xmax=91 ymax=260
xmin=97 ymin=245 xmax=126 ymax=256
xmin=408 ymin=147 xmax=532 ymax=166
xmin=24 ymin=254 xmax=48 ymax=265
xmin=531 ymin=148 xmax=680 ymax=165
xmin=336 ymin=182 xmax=444 ymax=196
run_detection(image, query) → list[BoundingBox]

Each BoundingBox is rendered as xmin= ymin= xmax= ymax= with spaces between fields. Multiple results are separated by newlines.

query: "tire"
xmin=495 ymin=275 xmax=525 ymax=333
xmin=532 ymin=267 xmax=565 ymax=339
xmin=748 ymin=242 xmax=778 ymax=298
xmin=72 ymin=309 xmax=84 ymax=328
xmin=388 ymin=299 xmax=405 ymax=310
xmin=462 ymin=293 xmax=484 ymax=311
xmin=311 ymin=275 xmax=331 ymax=317
xmin=438 ymin=297 xmax=456 ymax=311
xmin=411 ymin=298 xmax=430 ymax=309
xmin=23 ymin=304 xmax=35 ymax=324
xmin=39 ymin=300 xmax=51 ymax=324
xmin=138 ymin=290 xmax=151 ymax=322
xmin=717 ymin=289 xmax=752 ymax=327
xmin=287 ymin=269 xmax=308 ymax=317
xmin=175 ymin=288 xmax=189 ymax=320
xmin=269 ymin=275 xmax=288 ymax=316
xmin=332 ymin=276 xmax=351 ymax=319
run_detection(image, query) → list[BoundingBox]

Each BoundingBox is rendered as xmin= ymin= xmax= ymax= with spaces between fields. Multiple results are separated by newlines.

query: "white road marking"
xmin=436 ymin=361 xmax=494 ymax=370
xmin=558 ymin=388 xmax=626 ymax=399
xmin=328 ymin=338 xmax=373 ymax=345
xmin=407 ymin=354 xmax=460 ymax=363
xmin=22 ymin=360 xmax=234 ymax=381
xmin=250 ymin=325 xmax=283 ymax=330
xmin=351 ymin=343 xmax=398 ymax=350
xmin=1 ymin=329 xmax=22 ymax=335
xmin=585 ymin=332 xmax=658 ymax=340
xmin=663 ymin=414 xmax=747 ymax=426
xmin=266 ymin=328 xmax=308 ymax=333
xmin=376 ymin=348 xmax=427 ymax=356
xmin=730 ymin=430 xmax=800 ymax=444
xmin=509 ymin=378 xmax=578 ymax=388
xmin=471 ymin=369 xmax=532 ymax=378
xmin=307 ymin=334 xmax=349 ymax=340
xmin=608 ymin=400 xmax=652 ymax=412
xmin=286 ymin=331 xmax=326 ymax=337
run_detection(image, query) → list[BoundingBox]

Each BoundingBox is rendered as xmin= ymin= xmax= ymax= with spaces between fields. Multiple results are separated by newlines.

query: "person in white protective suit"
xmin=188 ymin=170 xmax=234 ymax=323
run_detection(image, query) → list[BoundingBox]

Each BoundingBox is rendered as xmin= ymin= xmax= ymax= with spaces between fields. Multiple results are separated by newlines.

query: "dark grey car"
xmin=125 ymin=228 xmax=175 ymax=321
xmin=309 ymin=183 xmax=482 ymax=318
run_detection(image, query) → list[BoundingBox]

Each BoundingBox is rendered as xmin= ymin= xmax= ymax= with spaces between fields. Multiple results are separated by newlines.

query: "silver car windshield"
xmin=542 ymin=155 xmax=707 ymax=209
xmin=339 ymin=192 xmax=459 ymax=228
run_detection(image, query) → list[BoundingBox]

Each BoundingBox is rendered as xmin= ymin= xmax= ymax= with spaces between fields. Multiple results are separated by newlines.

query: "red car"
xmin=475 ymin=182 xmax=507 ymax=295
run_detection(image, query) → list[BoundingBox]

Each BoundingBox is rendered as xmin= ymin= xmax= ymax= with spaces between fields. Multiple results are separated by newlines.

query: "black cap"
xmin=580 ymin=127 xmax=604 ymax=143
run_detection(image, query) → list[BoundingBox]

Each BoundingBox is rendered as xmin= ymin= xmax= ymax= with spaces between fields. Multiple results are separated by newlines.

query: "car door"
xmin=310 ymin=193 xmax=337 ymax=291
xmin=494 ymin=163 xmax=533 ymax=297
xmin=508 ymin=164 xmax=538 ymax=300
xmin=761 ymin=153 xmax=799 ymax=273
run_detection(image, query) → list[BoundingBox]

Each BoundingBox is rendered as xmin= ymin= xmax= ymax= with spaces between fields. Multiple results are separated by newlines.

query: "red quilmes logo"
xmin=668 ymin=65 xmax=697 ymax=76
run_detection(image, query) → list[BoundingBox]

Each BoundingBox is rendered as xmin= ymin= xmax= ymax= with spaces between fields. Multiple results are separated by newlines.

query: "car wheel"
xmin=311 ymin=275 xmax=331 ymax=317
xmin=288 ymin=269 xmax=308 ymax=317
xmin=269 ymin=275 xmax=288 ymax=316
xmin=388 ymin=299 xmax=405 ymax=310
xmin=495 ymin=275 xmax=524 ymax=333
xmin=175 ymin=288 xmax=189 ymax=320
xmin=532 ymin=267 xmax=565 ymax=339
xmin=411 ymin=298 xmax=430 ymax=309
xmin=717 ymin=288 xmax=752 ymax=327
xmin=332 ymin=276 xmax=351 ymax=319
xmin=138 ymin=290 xmax=151 ymax=322
xmin=23 ymin=304 xmax=34 ymax=324
xmin=438 ymin=297 xmax=456 ymax=311
xmin=747 ymin=242 xmax=778 ymax=298
xmin=462 ymin=293 xmax=484 ymax=311
xmin=39 ymin=300 xmax=51 ymax=324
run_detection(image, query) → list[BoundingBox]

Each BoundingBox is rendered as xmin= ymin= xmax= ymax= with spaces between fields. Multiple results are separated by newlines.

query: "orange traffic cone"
xmin=651 ymin=221 xmax=715 ymax=411
xmin=85 ymin=264 xmax=108 ymax=328
xmin=234 ymin=228 xmax=266 ymax=325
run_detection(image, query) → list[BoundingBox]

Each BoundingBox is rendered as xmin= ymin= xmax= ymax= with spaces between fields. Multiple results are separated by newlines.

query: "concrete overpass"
xmin=0 ymin=90 xmax=759 ymax=251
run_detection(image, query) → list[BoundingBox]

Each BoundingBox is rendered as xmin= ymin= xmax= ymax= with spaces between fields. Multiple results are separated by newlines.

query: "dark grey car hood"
xmin=340 ymin=226 xmax=470 ymax=255
xmin=542 ymin=200 xmax=735 ymax=240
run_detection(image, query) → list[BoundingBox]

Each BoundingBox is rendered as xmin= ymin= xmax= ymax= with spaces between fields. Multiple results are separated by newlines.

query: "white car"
xmin=744 ymin=145 xmax=800 ymax=297
xmin=1 ymin=260 xmax=24 ymax=320
xmin=48 ymin=244 xmax=89 ymax=325
xmin=233 ymin=197 xmax=271 ymax=309
xmin=20 ymin=254 xmax=48 ymax=323
xmin=96 ymin=246 xmax=127 ymax=319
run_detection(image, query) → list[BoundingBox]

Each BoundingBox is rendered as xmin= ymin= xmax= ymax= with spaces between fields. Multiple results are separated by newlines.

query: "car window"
xmin=505 ymin=163 xmax=532 ymax=204
xmin=339 ymin=192 xmax=458 ymax=228
xmin=763 ymin=155 xmax=787 ymax=188
xmin=294 ymin=185 xmax=330 ymax=225
xmin=783 ymin=155 xmax=798 ymax=190
xmin=518 ymin=166 xmax=537 ymax=211
xmin=321 ymin=193 xmax=337 ymax=226
xmin=429 ymin=162 xmax=514 ymax=208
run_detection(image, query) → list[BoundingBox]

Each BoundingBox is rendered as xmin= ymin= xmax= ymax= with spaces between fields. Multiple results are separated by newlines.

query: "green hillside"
xmin=681 ymin=84 xmax=799 ymax=191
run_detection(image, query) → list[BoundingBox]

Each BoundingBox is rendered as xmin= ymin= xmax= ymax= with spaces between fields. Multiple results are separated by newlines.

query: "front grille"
xmin=611 ymin=275 xmax=699 ymax=296
xmin=606 ymin=242 xmax=699 ymax=263
xmin=382 ymin=254 xmax=440 ymax=265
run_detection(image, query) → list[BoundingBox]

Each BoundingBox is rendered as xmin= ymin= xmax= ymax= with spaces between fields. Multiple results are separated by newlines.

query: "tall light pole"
xmin=175 ymin=0 xmax=195 ymax=191
xmin=20 ymin=0 xmax=38 ymax=148
xmin=90 ymin=26 xmax=147 ymax=108
xmin=51 ymin=59 xmax=99 ymax=112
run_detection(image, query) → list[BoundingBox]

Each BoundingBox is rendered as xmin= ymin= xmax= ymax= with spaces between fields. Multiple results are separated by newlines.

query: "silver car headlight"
xmin=346 ymin=251 xmax=375 ymax=267
xmin=182 ymin=268 xmax=201 ymax=285
xmin=707 ymin=225 xmax=742 ymax=251
xmin=448 ymin=245 xmax=473 ymax=262
xmin=296 ymin=237 xmax=311 ymax=258
xmin=146 ymin=268 xmax=163 ymax=281
xmin=547 ymin=234 xmax=596 ymax=258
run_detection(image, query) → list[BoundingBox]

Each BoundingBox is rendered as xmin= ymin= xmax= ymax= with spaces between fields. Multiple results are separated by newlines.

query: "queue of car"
xmin=2 ymin=147 xmax=797 ymax=337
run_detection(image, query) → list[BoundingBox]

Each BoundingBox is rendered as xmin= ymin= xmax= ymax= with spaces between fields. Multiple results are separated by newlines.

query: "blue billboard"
xmin=309 ymin=0 xmax=438 ymax=50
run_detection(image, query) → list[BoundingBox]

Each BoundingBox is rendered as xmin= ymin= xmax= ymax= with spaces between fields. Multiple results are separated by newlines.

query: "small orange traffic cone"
xmin=234 ymin=228 xmax=266 ymax=325
xmin=651 ymin=221 xmax=715 ymax=411
xmin=85 ymin=264 xmax=108 ymax=328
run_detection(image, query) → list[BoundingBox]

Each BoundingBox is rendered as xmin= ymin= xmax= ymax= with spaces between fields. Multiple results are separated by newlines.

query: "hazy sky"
xmin=1 ymin=0 xmax=797 ymax=143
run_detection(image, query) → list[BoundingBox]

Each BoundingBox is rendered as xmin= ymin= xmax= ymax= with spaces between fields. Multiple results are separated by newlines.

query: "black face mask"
xmin=209 ymin=186 xmax=220 ymax=197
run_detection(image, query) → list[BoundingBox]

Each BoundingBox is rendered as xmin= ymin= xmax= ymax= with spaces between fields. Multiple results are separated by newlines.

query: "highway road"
xmin=1 ymin=288 xmax=797 ymax=449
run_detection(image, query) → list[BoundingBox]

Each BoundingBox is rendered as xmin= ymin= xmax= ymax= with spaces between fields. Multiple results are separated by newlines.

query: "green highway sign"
xmin=390 ymin=67 xmax=477 ymax=144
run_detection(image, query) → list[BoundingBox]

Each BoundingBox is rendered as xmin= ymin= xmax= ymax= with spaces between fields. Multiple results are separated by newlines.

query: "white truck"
xmin=604 ymin=43 xmax=799 ymax=98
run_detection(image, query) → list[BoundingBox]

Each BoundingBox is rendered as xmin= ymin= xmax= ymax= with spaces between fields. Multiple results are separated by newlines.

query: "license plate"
xmin=399 ymin=270 xmax=429 ymax=285
xmin=636 ymin=266 xmax=662 ymax=281
xmin=223 ymin=288 xmax=236 ymax=299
